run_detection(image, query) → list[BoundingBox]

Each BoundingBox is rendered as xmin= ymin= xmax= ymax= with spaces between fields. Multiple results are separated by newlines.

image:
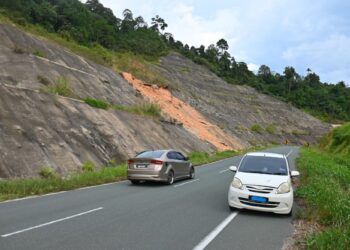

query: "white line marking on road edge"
xmin=174 ymin=179 xmax=199 ymax=188
xmin=1 ymin=207 xmax=104 ymax=238
xmin=192 ymin=212 xmax=239 ymax=250
xmin=286 ymin=149 xmax=294 ymax=157
xmin=219 ymin=169 xmax=230 ymax=174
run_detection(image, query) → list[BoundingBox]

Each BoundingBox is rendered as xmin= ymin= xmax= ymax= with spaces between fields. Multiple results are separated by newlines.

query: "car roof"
xmin=245 ymin=152 xmax=285 ymax=158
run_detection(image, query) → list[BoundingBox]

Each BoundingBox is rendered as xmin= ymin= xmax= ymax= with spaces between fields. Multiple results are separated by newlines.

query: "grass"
xmin=296 ymin=147 xmax=350 ymax=249
xmin=320 ymin=122 xmax=350 ymax=156
xmin=189 ymin=150 xmax=237 ymax=166
xmin=47 ymin=77 xmax=74 ymax=97
xmin=33 ymin=49 xmax=45 ymax=58
xmin=82 ymin=97 xmax=161 ymax=117
xmin=250 ymin=124 xmax=264 ymax=134
xmin=0 ymin=164 xmax=127 ymax=202
xmin=189 ymin=145 xmax=273 ymax=166
xmin=112 ymin=102 xmax=161 ymax=117
xmin=83 ymin=98 xmax=110 ymax=110
xmin=265 ymin=124 xmax=276 ymax=134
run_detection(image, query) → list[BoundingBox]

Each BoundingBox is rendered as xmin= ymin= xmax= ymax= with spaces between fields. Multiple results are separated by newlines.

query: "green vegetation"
xmin=0 ymin=164 xmax=127 ymax=201
xmin=189 ymin=145 xmax=273 ymax=166
xmin=33 ymin=49 xmax=45 ymax=58
xmin=38 ymin=166 xmax=57 ymax=179
xmin=82 ymin=96 xmax=161 ymax=117
xmin=83 ymin=97 xmax=110 ymax=109
xmin=320 ymin=122 xmax=350 ymax=156
xmin=47 ymin=77 xmax=74 ymax=97
xmin=250 ymin=124 xmax=264 ymax=134
xmin=265 ymin=124 xmax=276 ymax=134
xmin=113 ymin=102 xmax=161 ymax=117
xmin=189 ymin=150 xmax=237 ymax=166
xmin=1 ymin=1 xmax=349 ymax=122
xmin=296 ymin=148 xmax=350 ymax=249
xmin=82 ymin=160 xmax=95 ymax=172
xmin=296 ymin=123 xmax=350 ymax=249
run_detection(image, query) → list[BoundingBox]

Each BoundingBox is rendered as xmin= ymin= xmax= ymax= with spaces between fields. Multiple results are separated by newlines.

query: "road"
xmin=0 ymin=146 xmax=299 ymax=250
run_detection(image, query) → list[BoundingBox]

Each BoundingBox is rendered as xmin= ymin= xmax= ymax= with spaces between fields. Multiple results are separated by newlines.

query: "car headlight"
xmin=277 ymin=182 xmax=291 ymax=194
xmin=231 ymin=177 xmax=243 ymax=189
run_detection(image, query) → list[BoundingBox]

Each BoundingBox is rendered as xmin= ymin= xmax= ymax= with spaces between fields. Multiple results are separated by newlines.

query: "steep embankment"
xmin=152 ymin=53 xmax=331 ymax=146
xmin=0 ymin=24 xmax=214 ymax=178
xmin=122 ymin=72 xmax=244 ymax=151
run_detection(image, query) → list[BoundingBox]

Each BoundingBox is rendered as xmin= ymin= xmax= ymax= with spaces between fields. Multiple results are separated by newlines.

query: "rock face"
xmin=0 ymin=85 xmax=213 ymax=178
xmin=154 ymin=53 xmax=331 ymax=146
xmin=0 ymin=24 xmax=214 ymax=178
xmin=0 ymin=23 xmax=331 ymax=178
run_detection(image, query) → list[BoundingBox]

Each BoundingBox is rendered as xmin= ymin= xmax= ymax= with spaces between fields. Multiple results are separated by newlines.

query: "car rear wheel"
xmin=167 ymin=171 xmax=174 ymax=185
xmin=189 ymin=167 xmax=195 ymax=179
xmin=130 ymin=180 xmax=140 ymax=185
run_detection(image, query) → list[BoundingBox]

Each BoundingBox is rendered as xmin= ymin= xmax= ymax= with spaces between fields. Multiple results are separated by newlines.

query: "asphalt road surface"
xmin=0 ymin=146 xmax=299 ymax=250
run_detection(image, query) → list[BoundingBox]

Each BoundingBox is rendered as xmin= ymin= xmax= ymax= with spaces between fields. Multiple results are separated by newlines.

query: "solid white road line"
xmin=219 ymin=169 xmax=230 ymax=174
xmin=1 ymin=207 xmax=104 ymax=238
xmin=174 ymin=179 xmax=199 ymax=188
xmin=192 ymin=212 xmax=239 ymax=250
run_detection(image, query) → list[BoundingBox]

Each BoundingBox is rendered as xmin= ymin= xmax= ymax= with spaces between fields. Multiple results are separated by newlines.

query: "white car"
xmin=228 ymin=152 xmax=299 ymax=215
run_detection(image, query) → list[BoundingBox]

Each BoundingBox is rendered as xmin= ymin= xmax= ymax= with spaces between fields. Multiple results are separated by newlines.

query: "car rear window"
xmin=239 ymin=155 xmax=288 ymax=175
xmin=136 ymin=150 xmax=165 ymax=158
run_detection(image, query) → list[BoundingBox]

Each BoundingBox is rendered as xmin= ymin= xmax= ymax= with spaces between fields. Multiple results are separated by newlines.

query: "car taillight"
xmin=150 ymin=160 xmax=163 ymax=165
xmin=127 ymin=160 xmax=134 ymax=164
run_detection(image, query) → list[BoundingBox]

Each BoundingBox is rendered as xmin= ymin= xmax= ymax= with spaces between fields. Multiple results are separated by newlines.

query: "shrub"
xmin=37 ymin=75 xmax=51 ymax=86
xmin=38 ymin=166 xmax=57 ymax=179
xmin=251 ymin=124 xmax=264 ymax=134
xmin=33 ymin=49 xmax=45 ymax=58
xmin=82 ymin=161 xmax=95 ymax=172
xmin=83 ymin=98 xmax=110 ymax=109
xmin=47 ymin=77 xmax=74 ymax=97
xmin=139 ymin=102 xmax=161 ymax=117
xmin=265 ymin=124 xmax=276 ymax=134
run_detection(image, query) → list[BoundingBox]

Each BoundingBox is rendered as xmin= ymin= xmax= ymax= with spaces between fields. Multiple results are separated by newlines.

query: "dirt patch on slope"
xmin=122 ymin=72 xmax=244 ymax=151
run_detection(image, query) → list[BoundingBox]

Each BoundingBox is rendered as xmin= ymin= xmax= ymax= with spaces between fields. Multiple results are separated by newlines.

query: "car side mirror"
xmin=184 ymin=157 xmax=189 ymax=161
xmin=229 ymin=166 xmax=237 ymax=172
xmin=291 ymin=170 xmax=300 ymax=177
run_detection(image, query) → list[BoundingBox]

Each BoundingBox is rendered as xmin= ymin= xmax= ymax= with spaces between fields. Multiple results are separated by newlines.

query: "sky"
xmin=95 ymin=0 xmax=350 ymax=85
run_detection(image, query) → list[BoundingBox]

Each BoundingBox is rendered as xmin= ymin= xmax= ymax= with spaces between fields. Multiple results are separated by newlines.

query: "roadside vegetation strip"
xmin=296 ymin=147 xmax=350 ymax=249
xmin=189 ymin=145 xmax=274 ymax=166
xmin=0 ymin=165 xmax=127 ymax=202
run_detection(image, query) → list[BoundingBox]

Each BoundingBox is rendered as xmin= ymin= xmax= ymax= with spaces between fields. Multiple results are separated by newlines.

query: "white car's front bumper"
xmin=228 ymin=186 xmax=293 ymax=214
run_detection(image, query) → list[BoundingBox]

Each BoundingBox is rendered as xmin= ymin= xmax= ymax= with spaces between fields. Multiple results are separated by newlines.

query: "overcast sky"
xmin=95 ymin=0 xmax=350 ymax=84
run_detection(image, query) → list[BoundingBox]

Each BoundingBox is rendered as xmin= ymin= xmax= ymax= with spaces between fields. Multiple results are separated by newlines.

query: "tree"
xmin=151 ymin=15 xmax=168 ymax=33
xmin=216 ymin=38 xmax=229 ymax=54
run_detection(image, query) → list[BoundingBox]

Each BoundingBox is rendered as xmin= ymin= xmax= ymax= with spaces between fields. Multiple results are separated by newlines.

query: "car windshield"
xmin=135 ymin=150 xmax=165 ymax=159
xmin=239 ymin=155 xmax=288 ymax=175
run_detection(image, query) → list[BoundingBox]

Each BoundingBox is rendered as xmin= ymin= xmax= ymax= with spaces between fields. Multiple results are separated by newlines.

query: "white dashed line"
xmin=1 ymin=207 xmax=104 ymax=237
xmin=174 ymin=179 xmax=199 ymax=188
xmin=192 ymin=212 xmax=239 ymax=250
xmin=219 ymin=169 xmax=230 ymax=174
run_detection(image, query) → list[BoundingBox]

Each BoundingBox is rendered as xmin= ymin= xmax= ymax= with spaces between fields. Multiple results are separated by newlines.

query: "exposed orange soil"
xmin=122 ymin=72 xmax=244 ymax=151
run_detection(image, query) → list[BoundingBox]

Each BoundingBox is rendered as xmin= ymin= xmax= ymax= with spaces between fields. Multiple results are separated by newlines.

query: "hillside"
xmin=0 ymin=23 xmax=330 ymax=178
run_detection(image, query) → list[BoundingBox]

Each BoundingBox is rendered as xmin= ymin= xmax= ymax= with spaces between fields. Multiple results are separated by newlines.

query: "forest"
xmin=1 ymin=0 xmax=349 ymax=122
